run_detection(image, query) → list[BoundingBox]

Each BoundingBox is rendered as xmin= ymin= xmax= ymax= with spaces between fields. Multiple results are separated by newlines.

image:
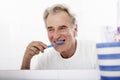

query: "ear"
xmin=74 ymin=24 xmax=78 ymax=37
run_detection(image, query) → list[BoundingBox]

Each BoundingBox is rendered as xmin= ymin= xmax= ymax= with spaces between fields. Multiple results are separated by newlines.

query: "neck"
xmin=61 ymin=39 xmax=77 ymax=59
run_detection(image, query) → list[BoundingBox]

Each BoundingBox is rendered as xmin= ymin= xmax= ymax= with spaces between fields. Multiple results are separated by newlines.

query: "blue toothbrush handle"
xmin=47 ymin=44 xmax=55 ymax=48
xmin=47 ymin=41 xmax=64 ymax=48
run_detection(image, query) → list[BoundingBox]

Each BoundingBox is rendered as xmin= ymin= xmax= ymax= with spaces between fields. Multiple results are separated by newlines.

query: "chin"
xmin=54 ymin=47 xmax=64 ymax=53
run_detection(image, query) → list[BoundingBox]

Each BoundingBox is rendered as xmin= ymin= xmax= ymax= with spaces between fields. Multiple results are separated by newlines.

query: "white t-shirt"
xmin=32 ymin=40 xmax=97 ymax=70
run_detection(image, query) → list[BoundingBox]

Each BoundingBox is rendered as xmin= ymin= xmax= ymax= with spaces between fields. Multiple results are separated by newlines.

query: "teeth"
xmin=60 ymin=40 xmax=65 ymax=41
xmin=56 ymin=41 xmax=63 ymax=43
xmin=63 ymin=40 xmax=65 ymax=41
xmin=56 ymin=41 xmax=64 ymax=45
xmin=54 ymin=40 xmax=65 ymax=44
xmin=59 ymin=40 xmax=65 ymax=43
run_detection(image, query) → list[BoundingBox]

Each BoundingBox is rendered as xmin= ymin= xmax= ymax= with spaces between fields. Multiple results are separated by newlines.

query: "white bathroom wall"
xmin=0 ymin=0 xmax=117 ymax=69
xmin=117 ymin=0 xmax=120 ymax=26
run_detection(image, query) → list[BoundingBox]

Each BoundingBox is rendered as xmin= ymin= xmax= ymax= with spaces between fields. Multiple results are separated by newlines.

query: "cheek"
xmin=48 ymin=33 xmax=53 ymax=41
xmin=65 ymin=31 xmax=74 ymax=38
xmin=62 ymin=32 xmax=71 ymax=39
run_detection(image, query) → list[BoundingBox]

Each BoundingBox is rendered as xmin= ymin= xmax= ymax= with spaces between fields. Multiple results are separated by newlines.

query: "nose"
xmin=53 ymin=30 xmax=61 ymax=42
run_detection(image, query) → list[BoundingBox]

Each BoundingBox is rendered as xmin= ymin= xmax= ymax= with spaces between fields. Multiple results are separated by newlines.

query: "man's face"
xmin=46 ymin=11 xmax=77 ymax=53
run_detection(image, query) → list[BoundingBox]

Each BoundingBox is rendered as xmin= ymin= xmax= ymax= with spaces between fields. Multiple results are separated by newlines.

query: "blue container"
xmin=96 ymin=42 xmax=120 ymax=80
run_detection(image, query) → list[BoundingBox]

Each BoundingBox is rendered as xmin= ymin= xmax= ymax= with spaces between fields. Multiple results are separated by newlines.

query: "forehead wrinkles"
xmin=46 ymin=11 xmax=72 ymax=27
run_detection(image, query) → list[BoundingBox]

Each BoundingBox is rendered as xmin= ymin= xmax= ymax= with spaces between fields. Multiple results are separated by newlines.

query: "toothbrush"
xmin=47 ymin=41 xmax=64 ymax=48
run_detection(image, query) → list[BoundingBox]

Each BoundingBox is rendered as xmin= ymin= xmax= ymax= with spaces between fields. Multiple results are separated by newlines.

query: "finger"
xmin=26 ymin=47 xmax=39 ymax=56
xmin=28 ymin=41 xmax=48 ymax=54
xmin=33 ymin=46 xmax=44 ymax=53
xmin=31 ymin=41 xmax=48 ymax=51
xmin=38 ymin=41 xmax=48 ymax=49
xmin=34 ymin=41 xmax=48 ymax=49
xmin=30 ymin=47 xmax=39 ymax=54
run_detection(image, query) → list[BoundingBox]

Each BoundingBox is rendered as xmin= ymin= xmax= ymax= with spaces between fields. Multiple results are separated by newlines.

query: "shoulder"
xmin=77 ymin=40 xmax=96 ymax=47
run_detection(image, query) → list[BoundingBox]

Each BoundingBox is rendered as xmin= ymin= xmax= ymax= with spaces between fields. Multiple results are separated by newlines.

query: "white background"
xmin=0 ymin=0 xmax=118 ymax=69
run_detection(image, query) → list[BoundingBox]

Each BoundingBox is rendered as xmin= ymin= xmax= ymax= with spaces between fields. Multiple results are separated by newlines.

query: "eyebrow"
xmin=47 ymin=26 xmax=53 ymax=30
xmin=47 ymin=25 xmax=68 ymax=29
xmin=59 ymin=25 xmax=68 ymax=28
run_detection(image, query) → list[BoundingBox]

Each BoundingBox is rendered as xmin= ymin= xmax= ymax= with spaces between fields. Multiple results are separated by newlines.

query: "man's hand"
xmin=21 ymin=41 xmax=48 ymax=69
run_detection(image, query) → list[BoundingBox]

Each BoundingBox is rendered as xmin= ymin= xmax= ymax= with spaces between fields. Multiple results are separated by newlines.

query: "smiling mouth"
xmin=53 ymin=39 xmax=65 ymax=45
xmin=56 ymin=40 xmax=65 ymax=43
xmin=56 ymin=40 xmax=65 ymax=45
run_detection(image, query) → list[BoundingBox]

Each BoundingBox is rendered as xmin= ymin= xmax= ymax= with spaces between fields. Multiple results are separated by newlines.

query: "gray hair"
xmin=43 ymin=4 xmax=76 ymax=26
